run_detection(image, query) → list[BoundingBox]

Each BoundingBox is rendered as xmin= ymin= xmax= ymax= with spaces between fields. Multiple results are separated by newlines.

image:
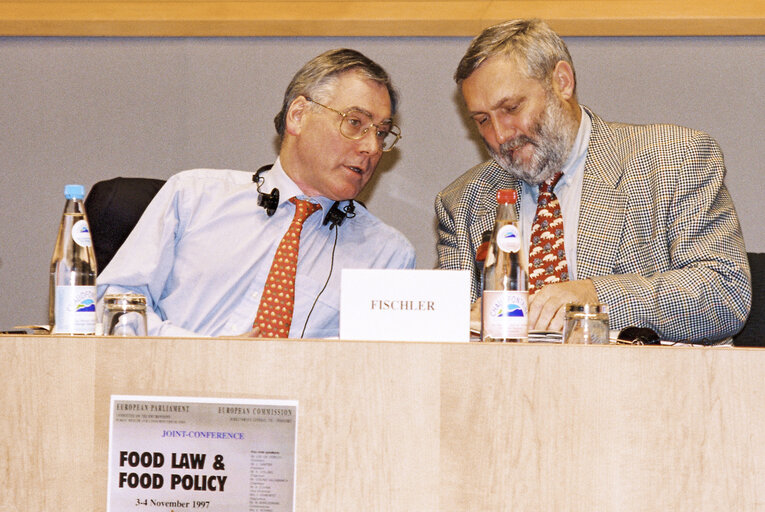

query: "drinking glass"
xmin=563 ymin=303 xmax=609 ymax=344
xmin=103 ymin=293 xmax=147 ymax=336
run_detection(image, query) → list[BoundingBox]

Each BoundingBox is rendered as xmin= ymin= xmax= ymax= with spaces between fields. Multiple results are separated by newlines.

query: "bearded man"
xmin=435 ymin=18 xmax=750 ymax=343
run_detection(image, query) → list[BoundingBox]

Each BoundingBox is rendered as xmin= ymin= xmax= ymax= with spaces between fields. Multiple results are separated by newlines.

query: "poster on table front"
xmin=106 ymin=395 xmax=297 ymax=512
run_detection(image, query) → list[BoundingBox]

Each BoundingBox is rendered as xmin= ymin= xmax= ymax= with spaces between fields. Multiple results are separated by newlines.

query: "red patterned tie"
xmin=528 ymin=172 xmax=569 ymax=295
xmin=253 ymin=198 xmax=321 ymax=338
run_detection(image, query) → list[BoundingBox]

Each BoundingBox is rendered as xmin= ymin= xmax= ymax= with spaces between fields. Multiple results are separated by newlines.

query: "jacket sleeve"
xmin=435 ymin=186 xmax=483 ymax=302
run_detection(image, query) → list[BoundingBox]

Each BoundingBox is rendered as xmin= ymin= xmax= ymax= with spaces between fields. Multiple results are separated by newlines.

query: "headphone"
xmin=323 ymin=200 xmax=355 ymax=229
xmin=252 ymin=164 xmax=356 ymax=229
xmin=252 ymin=163 xmax=357 ymax=337
xmin=253 ymin=164 xmax=280 ymax=216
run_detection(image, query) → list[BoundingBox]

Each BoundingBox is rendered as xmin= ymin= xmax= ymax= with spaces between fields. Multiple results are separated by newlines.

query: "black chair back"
xmin=733 ymin=252 xmax=765 ymax=346
xmin=85 ymin=177 xmax=165 ymax=274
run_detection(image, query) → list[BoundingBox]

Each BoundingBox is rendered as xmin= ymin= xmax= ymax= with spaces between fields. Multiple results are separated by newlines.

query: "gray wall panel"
xmin=1 ymin=36 xmax=762 ymax=329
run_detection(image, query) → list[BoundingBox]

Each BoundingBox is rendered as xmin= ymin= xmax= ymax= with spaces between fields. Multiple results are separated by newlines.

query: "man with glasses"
xmin=436 ymin=19 xmax=750 ymax=344
xmin=97 ymin=49 xmax=415 ymax=338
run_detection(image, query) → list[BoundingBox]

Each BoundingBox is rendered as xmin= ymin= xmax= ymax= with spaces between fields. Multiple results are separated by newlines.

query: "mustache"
xmin=498 ymin=135 xmax=537 ymax=155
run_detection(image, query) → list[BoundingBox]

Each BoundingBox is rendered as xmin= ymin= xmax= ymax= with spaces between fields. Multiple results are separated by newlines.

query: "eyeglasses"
xmin=305 ymin=97 xmax=401 ymax=152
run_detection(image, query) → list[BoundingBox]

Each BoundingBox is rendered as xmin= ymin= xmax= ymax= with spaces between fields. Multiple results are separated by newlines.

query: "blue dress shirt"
xmin=97 ymin=160 xmax=416 ymax=338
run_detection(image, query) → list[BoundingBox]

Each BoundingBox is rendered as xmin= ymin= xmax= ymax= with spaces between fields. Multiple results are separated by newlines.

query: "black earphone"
xmin=253 ymin=164 xmax=280 ymax=216
xmin=252 ymin=163 xmax=359 ymax=337
xmin=252 ymin=164 xmax=356 ymax=229
xmin=323 ymin=200 xmax=356 ymax=229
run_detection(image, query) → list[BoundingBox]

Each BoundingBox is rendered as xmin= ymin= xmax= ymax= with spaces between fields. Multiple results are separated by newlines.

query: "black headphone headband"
xmin=253 ymin=164 xmax=279 ymax=216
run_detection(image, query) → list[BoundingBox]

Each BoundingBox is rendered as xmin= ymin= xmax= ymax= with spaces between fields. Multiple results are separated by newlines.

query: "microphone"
xmin=323 ymin=200 xmax=356 ymax=229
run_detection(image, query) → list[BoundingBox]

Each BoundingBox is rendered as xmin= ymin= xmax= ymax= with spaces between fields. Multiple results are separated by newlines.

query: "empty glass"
xmin=563 ymin=303 xmax=609 ymax=344
xmin=103 ymin=293 xmax=147 ymax=336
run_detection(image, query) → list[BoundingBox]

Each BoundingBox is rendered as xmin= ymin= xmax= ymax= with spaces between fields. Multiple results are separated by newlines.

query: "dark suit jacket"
xmin=435 ymin=107 xmax=751 ymax=343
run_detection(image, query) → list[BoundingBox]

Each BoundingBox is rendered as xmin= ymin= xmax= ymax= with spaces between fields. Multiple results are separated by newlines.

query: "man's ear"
xmin=284 ymin=96 xmax=310 ymax=136
xmin=551 ymin=61 xmax=576 ymax=101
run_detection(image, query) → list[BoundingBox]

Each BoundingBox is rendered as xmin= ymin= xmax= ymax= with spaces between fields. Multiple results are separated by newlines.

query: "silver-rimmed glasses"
xmin=306 ymin=97 xmax=401 ymax=152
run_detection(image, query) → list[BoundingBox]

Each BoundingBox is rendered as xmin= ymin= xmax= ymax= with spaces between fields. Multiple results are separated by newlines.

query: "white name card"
xmin=340 ymin=269 xmax=470 ymax=342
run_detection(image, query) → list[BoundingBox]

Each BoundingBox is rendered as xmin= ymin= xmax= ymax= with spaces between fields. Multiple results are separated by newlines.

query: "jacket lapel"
xmin=576 ymin=108 xmax=628 ymax=279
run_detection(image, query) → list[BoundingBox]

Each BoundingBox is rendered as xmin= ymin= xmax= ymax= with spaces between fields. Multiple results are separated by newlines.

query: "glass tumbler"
xmin=103 ymin=293 xmax=148 ymax=336
xmin=563 ymin=303 xmax=609 ymax=344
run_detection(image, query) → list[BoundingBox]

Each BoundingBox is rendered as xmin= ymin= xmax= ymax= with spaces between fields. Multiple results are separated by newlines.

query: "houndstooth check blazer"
xmin=435 ymin=107 xmax=751 ymax=343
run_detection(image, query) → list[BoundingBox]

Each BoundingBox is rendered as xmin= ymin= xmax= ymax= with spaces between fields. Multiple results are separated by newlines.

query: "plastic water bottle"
xmin=481 ymin=188 xmax=529 ymax=342
xmin=49 ymin=184 xmax=98 ymax=334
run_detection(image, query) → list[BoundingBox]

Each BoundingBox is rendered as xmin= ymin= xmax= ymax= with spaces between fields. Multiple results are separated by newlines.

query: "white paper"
xmin=339 ymin=269 xmax=470 ymax=342
xmin=107 ymin=395 xmax=297 ymax=512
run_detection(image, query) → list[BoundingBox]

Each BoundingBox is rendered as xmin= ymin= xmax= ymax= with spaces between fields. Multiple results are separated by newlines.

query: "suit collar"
xmin=473 ymin=159 xmax=522 ymax=217
xmin=576 ymin=106 xmax=628 ymax=279
xmin=581 ymin=106 xmax=625 ymax=189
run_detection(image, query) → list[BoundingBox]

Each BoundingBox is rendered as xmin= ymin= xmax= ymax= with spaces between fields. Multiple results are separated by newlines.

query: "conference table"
xmin=3 ymin=335 xmax=764 ymax=511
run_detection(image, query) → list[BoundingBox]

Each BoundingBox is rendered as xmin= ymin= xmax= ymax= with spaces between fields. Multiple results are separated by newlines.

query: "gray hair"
xmin=274 ymin=48 xmax=398 ymax=139
xmin=455 ymin=19 xmax=576 ymax=91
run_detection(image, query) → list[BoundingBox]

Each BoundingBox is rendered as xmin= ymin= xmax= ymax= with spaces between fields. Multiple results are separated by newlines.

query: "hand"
xmin=528 ymin=279 xmax=598 ymax=332
xmin=240 ymin=326 xmax=262 ymax=338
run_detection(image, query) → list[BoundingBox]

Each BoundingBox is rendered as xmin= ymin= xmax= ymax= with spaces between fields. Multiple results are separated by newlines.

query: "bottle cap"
xmin=64 ymin=184 xmax=85 ymax=200
xmin=496 ymin=189 xmax=517 ymax=204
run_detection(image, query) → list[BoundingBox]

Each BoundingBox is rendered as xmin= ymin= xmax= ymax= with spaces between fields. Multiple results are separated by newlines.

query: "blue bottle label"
xmin=482 ymin=290 xmax=528 ymax=339
xmin=53 ymin=285 xmax=97 ymax=334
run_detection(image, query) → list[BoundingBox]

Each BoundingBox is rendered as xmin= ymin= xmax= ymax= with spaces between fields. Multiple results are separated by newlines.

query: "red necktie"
xmin=253 ymin=198 xmax=321 ymax=338
xmin=529 ymin=172 xmax=569 ymax=295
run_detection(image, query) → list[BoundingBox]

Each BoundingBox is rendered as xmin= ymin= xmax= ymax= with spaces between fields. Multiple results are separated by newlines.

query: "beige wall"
xmin=1 ymin=36 xmax=763 ymax=329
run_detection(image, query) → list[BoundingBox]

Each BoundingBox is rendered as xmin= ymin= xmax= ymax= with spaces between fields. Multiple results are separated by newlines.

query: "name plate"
xmin=340 ymin=269 xmax=470 ymax=342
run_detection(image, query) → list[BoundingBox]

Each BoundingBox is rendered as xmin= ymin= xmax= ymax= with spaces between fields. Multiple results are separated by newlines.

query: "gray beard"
xmin=488 ymin=97 xmax=577 ymax=186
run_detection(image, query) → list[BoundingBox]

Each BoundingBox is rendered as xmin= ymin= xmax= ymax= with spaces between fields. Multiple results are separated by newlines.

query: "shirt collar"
xmin=261 ymin=157 xmax=303 ymax=203
xmin=262 ymin=157 xmax=344 ymax=213
xmin=557 ymin=106 xmax=592 ymax=187
xmin=565 ymin=107 xmax=592 ymax=172
xmin=523 ymin=106 xmax=592 ymax=196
